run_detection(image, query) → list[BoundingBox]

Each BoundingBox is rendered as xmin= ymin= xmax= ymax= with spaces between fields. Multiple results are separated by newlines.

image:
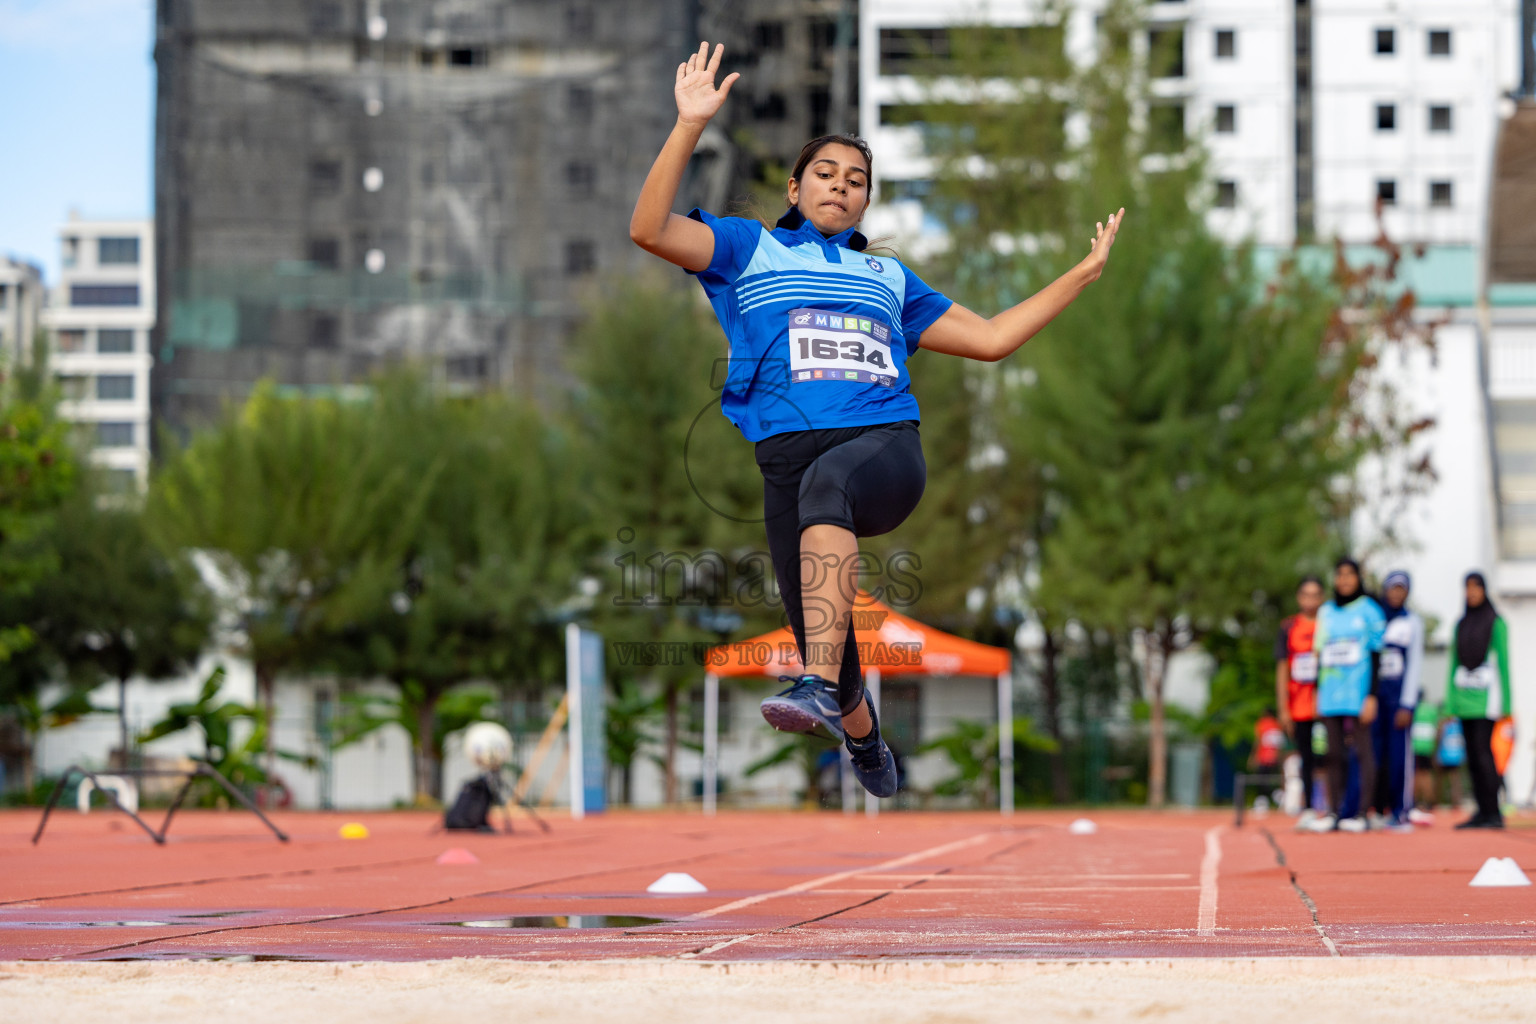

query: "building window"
xmin=1149 ymin=27 xmax=1185 ymax=77
xmin=308 ymin=238 xmax=340 ymax=270
xmin=1428 ymin=29 xmax=1451 ymax=56
xmin=1376 ymin=180 xmax=1397 ymax=205
xmin=309 ymin=1 xmax=342 ymax=32
xmin=97 ymin=237 xmax=140 ymax=265
xmin=96 ymin=422 xmax=135 ymax=448
xmin=879 ymin=28 xmax=949 ymax=75
xmin=309 ymin=160 xmax=342 ymax=195
xmin=1430 ymin=181 xmax=1453 ymax=206
xmin=1215 ymin=180 xmax=1238 ymax=208
xmin=70 ymin=284 xmax=139 ymax=307
xmin=449 ymin=47 xmax=486 ymax=68
xmin=446 ymin=354 xmax=488 ymax=380
xmin=568 ymin=85 xmax=594 ymax=124
xmin=1376 ymin=104 xmax=1396 ymax=131
xmin=565 ymin=240 xmax=596 ymax=276
xmin=754 ymin=93 xmax=788 ymax=121
xmin=97 ymin=328 xmax=134 ymax=353
xmin=1375 ymin=28 xmax=1395 ymax=55
xmin=96 ymin=374 xmax=134 ymax=401
xmin=566 ymin=5 xmax=594 ymax=36
xmin=1214 ymin=28 xmax=1235 ymax=59
xmin=311 ymin=313 xmax=339 ymax=349
xmin=1148 ymin=103 xmax=1185 ymax=152
xmin=1428 ymin=105 xmax=1453 ymax=132
xmin=1214 ymin=104 xmax=1236 ymax=133
xmin=567 ymin=161 xmax=596 ymax=198
xmin=56 ymin=329 xmax=87 ymax=353
xmin=754 ymin=21 xmax=785 ymax=51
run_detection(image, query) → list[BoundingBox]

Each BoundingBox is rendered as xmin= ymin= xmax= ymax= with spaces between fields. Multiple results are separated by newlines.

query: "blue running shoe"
xmin=845 ymin=696 xmax=898 ymax=798
xmin=760 ymin=675 xmax=844 ymax=743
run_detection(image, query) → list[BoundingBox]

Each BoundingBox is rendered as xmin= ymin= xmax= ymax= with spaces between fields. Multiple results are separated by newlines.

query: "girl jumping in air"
xmin=629 ymin=42 xmax=1125 ymax=797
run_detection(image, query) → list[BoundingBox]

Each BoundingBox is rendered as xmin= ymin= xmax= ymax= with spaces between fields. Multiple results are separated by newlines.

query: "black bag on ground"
xmin=445 ymin=774 xmax=496 ymax=831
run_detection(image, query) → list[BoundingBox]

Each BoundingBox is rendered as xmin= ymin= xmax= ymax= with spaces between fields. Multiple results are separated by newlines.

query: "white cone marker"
xmin=1068 ymin=818 xmax=1098 ymax=835
xmin=1469 ymin=856 xmax=1532 ymax=887
xmin=647 ymin=872 xmax=708 ymax=894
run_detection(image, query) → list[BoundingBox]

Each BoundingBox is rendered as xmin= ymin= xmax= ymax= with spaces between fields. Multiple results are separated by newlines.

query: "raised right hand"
xmin=676 ymin=41 xmax=739 ymax=127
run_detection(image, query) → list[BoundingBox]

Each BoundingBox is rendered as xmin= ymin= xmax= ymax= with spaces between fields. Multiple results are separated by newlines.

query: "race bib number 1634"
xmin=788 ymin=308 xmax=897 ymax=387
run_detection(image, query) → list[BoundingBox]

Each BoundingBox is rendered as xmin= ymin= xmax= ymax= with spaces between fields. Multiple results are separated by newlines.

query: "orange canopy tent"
xmin=699 ymin=593 xmax=1015 ymax=815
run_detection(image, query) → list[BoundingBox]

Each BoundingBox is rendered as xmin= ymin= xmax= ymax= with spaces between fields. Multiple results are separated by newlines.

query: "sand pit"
xmin=5 ymin=957 xmax=1536 ymax=1023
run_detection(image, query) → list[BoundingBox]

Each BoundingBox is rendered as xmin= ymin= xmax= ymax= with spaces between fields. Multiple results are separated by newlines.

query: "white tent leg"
xmin=703 ymin=672 xmax=719 ymax=816
xmin=998 ymin=671 xmax=1014 ymax=816
xmin=866 ymin=667 xmax=881 ymax=817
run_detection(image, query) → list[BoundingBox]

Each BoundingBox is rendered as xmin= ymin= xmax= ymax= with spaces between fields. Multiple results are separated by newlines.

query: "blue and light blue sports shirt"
xmin=687 ymin=207 xmax=954 ymax=442
xmin=1314 ymin=594 xmax=1386 ymax=717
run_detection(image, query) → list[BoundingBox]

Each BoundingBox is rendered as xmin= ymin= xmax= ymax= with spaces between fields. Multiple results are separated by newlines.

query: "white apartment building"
xmin=0 ymin=257 xmax=45 ymax=369
xmin=860 ymin=0 xmax=1518 ymax=248
xmin=41 ymin=216 xmax=155 ymax=491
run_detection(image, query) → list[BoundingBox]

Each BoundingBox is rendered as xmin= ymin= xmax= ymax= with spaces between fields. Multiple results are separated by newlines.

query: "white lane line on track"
xmin=682 ymin=831 xmax=995 ymax=924
xmin=1197 ymin=825 xmax=1222 ymax=936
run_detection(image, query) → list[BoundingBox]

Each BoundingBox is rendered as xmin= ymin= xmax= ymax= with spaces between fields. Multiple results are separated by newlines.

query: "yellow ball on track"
xmin=339 ymin=822 xmax=370 ymax=839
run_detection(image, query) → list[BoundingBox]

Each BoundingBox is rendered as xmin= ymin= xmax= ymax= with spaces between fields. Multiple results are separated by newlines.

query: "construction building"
xmin=151 ymin=0 xmax=858 ymax=435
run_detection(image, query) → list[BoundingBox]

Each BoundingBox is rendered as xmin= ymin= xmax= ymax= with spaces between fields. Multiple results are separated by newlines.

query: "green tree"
xmin=26 ymin=488 xmax=212 ymax=760
xmin=0 ymin=333 xmax=79 ymax=662
xmin=0 ymin=335 xmax=84 ymax=793
xmin=146 ymin=381 xmax=436 ymax=792
xmin=909 ymin=0 xmax=1430 ymax=806
xmin=604 ymin=678 xmax=663 ymax=804
xmin=138 ymin=664 xmax=304 ymax=803
xmin=919 ymin=716 xmax=1059 ymax=809
xmin=323 ymin=377 xmax=588 ymax=803
xmin=328 ymin=682 xmax=501 ymax=802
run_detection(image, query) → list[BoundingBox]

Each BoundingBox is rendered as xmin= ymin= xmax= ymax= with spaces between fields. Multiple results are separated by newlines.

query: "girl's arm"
xmin=918 ymin=209 xmax=1125 ymax=362
xmin=629 ymin=42 xmax=739 ymax=272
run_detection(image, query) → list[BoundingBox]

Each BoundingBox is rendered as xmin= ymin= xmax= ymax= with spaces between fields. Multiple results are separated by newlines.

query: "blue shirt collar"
xmin=772 ymin=207 xmax=868 ymax=262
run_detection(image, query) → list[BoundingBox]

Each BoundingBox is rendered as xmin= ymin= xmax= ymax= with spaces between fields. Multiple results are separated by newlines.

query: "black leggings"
xmin=1460 ymin=717 xmax=1503 ymax=821
xmin=754 ymin=420 xmax=926 ymax=715
xmin=1324 ymin=715 xmax=1375 ymax=819
xmin=1292 ymin=719 xmax=1319 ymax=809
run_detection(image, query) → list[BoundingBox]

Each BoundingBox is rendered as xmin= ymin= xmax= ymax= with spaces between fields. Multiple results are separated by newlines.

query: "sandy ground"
xmin=4 ymin=957 xmax=1536 ymax=1023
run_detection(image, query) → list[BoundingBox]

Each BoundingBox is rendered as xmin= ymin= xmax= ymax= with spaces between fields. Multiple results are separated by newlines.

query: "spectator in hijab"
xmin=1447 ymin=572 xmax=1512 ymax=829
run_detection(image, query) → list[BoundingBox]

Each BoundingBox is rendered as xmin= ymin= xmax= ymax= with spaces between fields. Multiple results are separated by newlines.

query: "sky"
xmin=0 ymin=0 xmax=155 ymax=285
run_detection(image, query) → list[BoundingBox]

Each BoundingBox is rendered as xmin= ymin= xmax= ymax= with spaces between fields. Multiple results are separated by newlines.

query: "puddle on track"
xmin=451 ymin=915 xmax=672 ymax=929
xmin=94 ymin=954 xmax=328 ymax=963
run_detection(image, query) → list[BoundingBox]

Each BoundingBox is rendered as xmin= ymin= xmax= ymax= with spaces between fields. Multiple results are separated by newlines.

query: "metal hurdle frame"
xmin=32 ymin=762 xmax=290 ymax=845
xmin=1231 ymin=770 xmax=1285 ymax=826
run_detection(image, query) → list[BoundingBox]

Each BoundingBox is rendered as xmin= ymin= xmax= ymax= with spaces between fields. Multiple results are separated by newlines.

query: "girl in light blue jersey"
xmin=1310 ymin=557 xmax=1386 ymax=832
xmin=630 ymin=42 xmax=1125 ymax=797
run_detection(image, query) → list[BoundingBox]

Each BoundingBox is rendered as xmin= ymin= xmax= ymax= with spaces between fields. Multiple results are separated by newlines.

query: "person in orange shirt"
xmin=1249 ymin=708 xmax=1288 ymax=772
xmin=1276 ymin=575 xmax=1325 ymax=828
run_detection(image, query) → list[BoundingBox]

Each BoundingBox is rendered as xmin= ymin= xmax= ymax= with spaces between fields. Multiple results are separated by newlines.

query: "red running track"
xmin=2 ymin=808 xmax=1533 ymax=962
